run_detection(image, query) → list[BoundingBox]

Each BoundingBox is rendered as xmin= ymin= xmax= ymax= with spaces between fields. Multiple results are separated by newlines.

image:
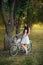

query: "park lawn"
xmin=0 ymin=24 xmax=43 ymax=65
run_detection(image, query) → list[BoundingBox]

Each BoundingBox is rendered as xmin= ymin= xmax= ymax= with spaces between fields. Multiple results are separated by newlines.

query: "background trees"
xmin=0 ymin=0 xmax=43 ymax=50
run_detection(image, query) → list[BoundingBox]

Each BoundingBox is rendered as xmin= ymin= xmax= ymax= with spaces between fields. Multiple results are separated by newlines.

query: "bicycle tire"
xmin=10 ymin=45 xmax=18 ymax=56
xmin=27 ymin=40 xmax=32 ymax=53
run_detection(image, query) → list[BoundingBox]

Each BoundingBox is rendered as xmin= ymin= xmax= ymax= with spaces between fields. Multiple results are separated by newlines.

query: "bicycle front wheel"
xmin=10 ymin=45 xmax=18 ymax=56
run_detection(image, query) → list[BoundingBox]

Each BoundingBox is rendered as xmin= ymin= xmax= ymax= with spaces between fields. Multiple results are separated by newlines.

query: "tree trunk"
xmin=16 ymin=18 xmax=20 ymax=39
xmin=0 ymin=0 xmax=16 ymax=50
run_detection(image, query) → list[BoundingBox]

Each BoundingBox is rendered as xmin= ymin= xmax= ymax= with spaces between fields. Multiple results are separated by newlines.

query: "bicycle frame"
xmin=9 ymin=36 xmax=32 ymax=56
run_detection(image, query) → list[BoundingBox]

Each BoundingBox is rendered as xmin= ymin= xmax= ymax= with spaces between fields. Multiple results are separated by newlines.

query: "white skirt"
xmin=21 ymin=35 xmax=30 ymax=44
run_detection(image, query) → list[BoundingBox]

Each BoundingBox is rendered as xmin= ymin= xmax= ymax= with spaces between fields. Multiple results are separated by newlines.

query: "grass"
xmin=0 ymin=23 xmax=43 ymax=65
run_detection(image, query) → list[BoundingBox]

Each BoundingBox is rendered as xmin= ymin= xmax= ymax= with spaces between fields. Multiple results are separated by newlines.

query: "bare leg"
xmin=21 ymin=44 xmax=28 ymax=55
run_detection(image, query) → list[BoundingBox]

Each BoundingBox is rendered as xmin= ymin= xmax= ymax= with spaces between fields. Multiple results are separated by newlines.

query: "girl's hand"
xmin=16 ymin=34 xmax=18 ymax=36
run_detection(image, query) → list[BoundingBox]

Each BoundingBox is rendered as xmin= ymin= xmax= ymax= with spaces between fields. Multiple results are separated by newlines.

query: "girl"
xmin=16 ymin=23 xmax=30 ymax=55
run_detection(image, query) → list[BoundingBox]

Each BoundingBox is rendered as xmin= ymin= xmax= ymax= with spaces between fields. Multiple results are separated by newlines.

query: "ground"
xmin=0 ymin=23 xmax=43 ymax=65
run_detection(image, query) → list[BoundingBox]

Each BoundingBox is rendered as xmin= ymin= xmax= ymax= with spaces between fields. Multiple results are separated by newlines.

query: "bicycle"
xmin=9 ymin=36 xmax=32 ymax=56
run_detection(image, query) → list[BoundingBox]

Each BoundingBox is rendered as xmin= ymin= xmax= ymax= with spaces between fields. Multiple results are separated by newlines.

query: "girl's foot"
xmin=26 ymin=51 xmax=29 ymax=56
xmin=24 ymin=51 xmax=29 ymax=56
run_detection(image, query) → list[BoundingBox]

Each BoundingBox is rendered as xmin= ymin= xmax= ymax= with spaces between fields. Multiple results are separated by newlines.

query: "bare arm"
xmin=16 ymin=31 xmax=23 ymax=36
xmin=23 ymin=27 xmax=30 ymax=36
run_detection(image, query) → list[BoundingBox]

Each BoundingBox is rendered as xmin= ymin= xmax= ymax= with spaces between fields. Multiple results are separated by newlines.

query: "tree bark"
xmin=0 ymin=0 xmax=16 ymax=50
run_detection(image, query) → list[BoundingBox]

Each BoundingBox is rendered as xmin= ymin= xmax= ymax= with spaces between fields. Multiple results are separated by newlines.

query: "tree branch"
xmin=1 ymin=0 xmax=8 ymax=27
xmin=9 ymin=0 xmax=16 ymax=31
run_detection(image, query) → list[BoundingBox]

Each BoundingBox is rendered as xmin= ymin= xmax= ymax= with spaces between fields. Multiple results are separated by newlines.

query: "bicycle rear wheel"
xmin=27 ymin=40 xmax=32 ymax=53
xmin=10 ymin=45 xmax=18 ymax=56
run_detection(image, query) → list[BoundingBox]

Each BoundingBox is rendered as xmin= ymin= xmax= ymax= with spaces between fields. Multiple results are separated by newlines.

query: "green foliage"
xmin=16 ymin=0 xmax=28 ymax=17
xmin=38 ymin=6 xmax=43 ymax=22
xmin=4 ymin=0 xmax=9 ymax=12
xmin=1 ymin=0 xmax=43 ymax=24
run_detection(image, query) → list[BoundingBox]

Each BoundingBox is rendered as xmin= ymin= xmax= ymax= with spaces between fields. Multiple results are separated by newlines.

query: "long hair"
xmin=23 ymin=23 xmax=30 ymax=34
